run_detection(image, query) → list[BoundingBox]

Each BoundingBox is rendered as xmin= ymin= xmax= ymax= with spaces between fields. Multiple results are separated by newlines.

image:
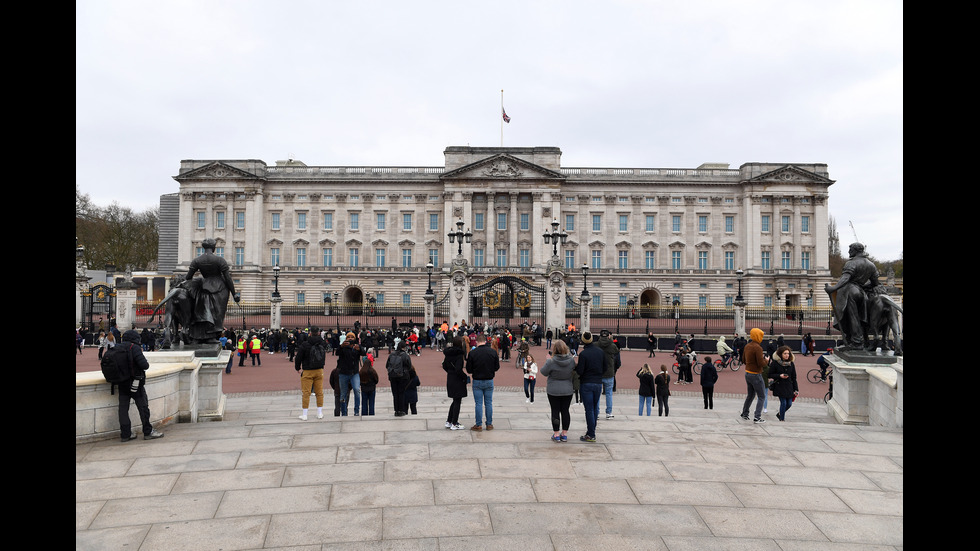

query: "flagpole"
xmin=500 ymin=89 xmax=504 ymax=147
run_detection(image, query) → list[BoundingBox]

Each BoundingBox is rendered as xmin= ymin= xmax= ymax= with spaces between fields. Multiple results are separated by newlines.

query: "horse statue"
xmin=146 ymin=275 xmax=193 ymax=349
xmin=868 ymin=294 xmax=903 ymax=356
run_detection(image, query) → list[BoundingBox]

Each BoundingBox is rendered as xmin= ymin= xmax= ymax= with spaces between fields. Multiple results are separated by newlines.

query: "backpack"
xmin=101 ymin=344 xmax=135 ymax=395
xmin=308 ymin=341 xmax=327 ymax=369
xmin=387 ymin=352 xmax=407 ymax=379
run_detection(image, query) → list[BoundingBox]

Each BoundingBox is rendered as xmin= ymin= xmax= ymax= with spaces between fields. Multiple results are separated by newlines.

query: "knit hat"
xmin=346 ymin=332 xmax=356 ymax=340
xmin=581 ymin=331 xmax=593 ymax=344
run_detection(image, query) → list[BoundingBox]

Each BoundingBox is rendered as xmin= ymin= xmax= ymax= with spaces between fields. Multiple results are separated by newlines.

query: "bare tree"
xmin=76 ymin=184 xmax=159 ymax=272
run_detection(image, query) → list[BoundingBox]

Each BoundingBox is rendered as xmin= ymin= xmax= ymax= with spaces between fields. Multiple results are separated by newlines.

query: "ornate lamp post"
xmin=447 ymin=218 xmax=472 ymax=257
xmin=425 ymin=261 xmax=434 ymax=295
xmin=542 ymin=218 xmax=568 ymax=259
xmin=580 ymin=263 xmax=590 ymax=299
xmin=271 ymin=264 xmax=281 ymax=298
xmin=735 ymin=268 xmax=744 ymax=303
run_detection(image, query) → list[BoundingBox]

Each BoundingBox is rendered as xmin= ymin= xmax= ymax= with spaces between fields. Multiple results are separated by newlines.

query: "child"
xmin=359 ymin=354 xmax=379 ymax=416
xmin=404 ymin=366 xmax=421 ymax=415
xmin=329 ymin=367 xmax=350 ymax=416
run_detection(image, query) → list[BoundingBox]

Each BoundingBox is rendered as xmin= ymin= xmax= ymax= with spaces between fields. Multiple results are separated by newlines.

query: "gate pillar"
xmin=734 ymin=298 xmax=747 ymax=337
xmin=546 ymin=262 xmax=567 ymax=338
xmin=115 ymin=280 xmax=139 ymax=331
xmin=580 ymin=294 xmax=591 ymax=333
xmin=448 ymin=258 xmax=470 ymax=327
xmin=270 ymin=296 xmax=283 ymax=330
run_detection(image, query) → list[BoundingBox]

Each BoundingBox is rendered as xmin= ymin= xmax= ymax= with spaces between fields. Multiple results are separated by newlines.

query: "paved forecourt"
xmin=76 ymin=385 xmax=903 ymax=549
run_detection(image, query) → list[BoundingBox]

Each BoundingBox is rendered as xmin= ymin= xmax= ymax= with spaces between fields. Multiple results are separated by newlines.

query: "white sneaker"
xmin=526 ymin=398 xmax=530 ymax=403
xmin=606 ymin=414 xmax=615 ymax=419
xmin=445 ymin=421 xmax=452 ymax=429
xmin=451 ymin=423 xmax=465 ymax=430
xmin=298 ymin=414 xmax=308 ymax=421
xmin=763 ymin=408 xmax=768 ymax=413
xmin=317 ymin=412 xmax=324 ymax=419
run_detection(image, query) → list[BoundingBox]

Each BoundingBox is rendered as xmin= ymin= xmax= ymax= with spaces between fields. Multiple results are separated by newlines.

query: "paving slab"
xmin=76 ymin=390 xmax=903 ymax=548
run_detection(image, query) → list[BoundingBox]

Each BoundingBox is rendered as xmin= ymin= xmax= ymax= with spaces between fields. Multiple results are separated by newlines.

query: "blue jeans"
xmin=602 ymin=377 xmax=615 ymax=415
xmin=339 ymin=373 xmax=361 ymax=415
xmin=741 ymin=372 xmax=766 ymax=420
xmin=778 ymin=396 xmax=793 ymax=419
xmin=362 ymin=390 xmax=376 ymax=415
xmin=472 ymin=379 xmax=494 ymax=426
xmin=639 ymin=395 xmax=652 ymax=416
xmin=581 ymin=382 xmax=602 ymax=438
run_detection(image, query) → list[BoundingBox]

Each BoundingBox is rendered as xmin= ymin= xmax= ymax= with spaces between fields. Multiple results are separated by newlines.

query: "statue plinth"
xmin=834 ymin=346 xmax=898 ymax=365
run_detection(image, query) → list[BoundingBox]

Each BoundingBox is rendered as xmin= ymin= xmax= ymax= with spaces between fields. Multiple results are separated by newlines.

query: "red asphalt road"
xmin=76 ymin=343 xmax=831 ymax=401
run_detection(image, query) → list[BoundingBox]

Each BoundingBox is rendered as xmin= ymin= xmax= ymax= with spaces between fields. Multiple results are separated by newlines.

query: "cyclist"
xmin=816 ymin=349 xmax=832 ymax=381
xmin=715 ymin=336 xmax=733 ymax=366
xmin=517 ymin=338 xmax=530 ymax=365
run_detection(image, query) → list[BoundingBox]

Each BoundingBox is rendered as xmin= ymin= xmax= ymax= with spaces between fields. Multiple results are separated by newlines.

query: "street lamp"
xmin=447 ymin=218 xmax=472 ymax=257
xmin=542 ymin=218 xmax=568 ymax=258
xmin=735 ymin=268 xmax=744 ymax=302
xmin=425 ymin=261 xmax=434 ymax=295
xmin=271 ymin=264 xmax=281 ymax=298
xmin=580 ymin=263 xmax=590 ymax=298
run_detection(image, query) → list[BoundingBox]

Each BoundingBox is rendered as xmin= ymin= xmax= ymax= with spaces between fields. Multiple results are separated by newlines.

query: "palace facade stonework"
xmin=172 ymin=146 xmax=833 ymax=316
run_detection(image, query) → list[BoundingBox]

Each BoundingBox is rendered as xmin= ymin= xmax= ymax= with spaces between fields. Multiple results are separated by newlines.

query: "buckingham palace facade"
xmin=172 ymin=146 xmax=834 ymax=324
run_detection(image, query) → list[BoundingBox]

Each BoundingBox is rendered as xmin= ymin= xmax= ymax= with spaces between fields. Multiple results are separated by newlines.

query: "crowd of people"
xmin=82 ymin=316 xmax=809 ymax=443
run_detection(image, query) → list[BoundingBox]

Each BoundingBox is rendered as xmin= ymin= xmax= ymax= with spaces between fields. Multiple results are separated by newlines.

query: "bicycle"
xmin=714 ymin=354 xmax=742 ymax=372
xmin=672 ymin=358 xmax=702 ymax=376
xmin=807 ymin=368 xmax=830 ymax=385
xmin=516 ymin=348 xmax=529 ymax=368
xmin=823 ymin=374 xmax=834 ymax=403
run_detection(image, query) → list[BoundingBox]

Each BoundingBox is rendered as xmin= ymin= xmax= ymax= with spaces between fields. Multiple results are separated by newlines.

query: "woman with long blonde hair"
xmin=636 ymin=363 xmax=655 ymax=416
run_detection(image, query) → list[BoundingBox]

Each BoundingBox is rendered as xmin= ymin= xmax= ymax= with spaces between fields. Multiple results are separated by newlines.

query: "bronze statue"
xmin=825 ymin=242 xmax=882 ymax=350
xmin=181 ymin=238 xmax=241 ymax=343
xmin=147 ymin=275 xmax=192 ymax=348
xmin=148 ymin=240 xmax=240 ymax=346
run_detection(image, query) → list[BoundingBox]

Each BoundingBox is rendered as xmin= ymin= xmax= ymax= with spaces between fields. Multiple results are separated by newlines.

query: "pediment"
xmin=176 ymin=161 xmax=261 ymax=181
xmin=441 ymin=154 xmax=564 ymax=180
xmin=747 ymin=165 xmax=833 ymax=185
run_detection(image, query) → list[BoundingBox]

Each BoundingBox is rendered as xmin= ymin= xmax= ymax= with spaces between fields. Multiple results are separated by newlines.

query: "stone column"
xmin=545 ymin=262 xmax=567 ymax=337
xmin=270 ymin=296 xmax=283 ymax=330
xmin=580 ymin=292 xmax=591 ymax=333
xmin=114 ymin=280 xmax=139 ymax=331
xmin=424 ymin=292 xmax=435 ymax=329
xmin=733 ymin=300 xmax=747 ymax=336
xmin=486 ymin=192 xmax=496 ymax=266
xmin=448 ymin=258 xmax=470 ymax=326
xmin=509 ymin=192 xmax=518 ymax=266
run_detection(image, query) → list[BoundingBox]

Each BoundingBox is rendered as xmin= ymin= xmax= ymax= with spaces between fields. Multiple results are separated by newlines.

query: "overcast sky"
xmin=76 ymin=0 xmax=903 ymax=260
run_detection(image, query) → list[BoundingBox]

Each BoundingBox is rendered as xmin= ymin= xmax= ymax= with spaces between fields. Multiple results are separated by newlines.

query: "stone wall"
xmin=75 ymin=350 xmax=229 ymax=444
xmin=827 ymin=355 xmax=903 ymax=428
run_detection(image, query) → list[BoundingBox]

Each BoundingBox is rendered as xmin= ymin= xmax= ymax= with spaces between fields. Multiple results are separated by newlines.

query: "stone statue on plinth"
xmin=149 ymin=238 xmax=241 ymax=347
xmin=825 ymin=242 xmax=902 ymax=359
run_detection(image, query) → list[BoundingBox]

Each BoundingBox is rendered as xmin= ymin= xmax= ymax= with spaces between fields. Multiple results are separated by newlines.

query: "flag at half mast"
xmin=502 ymin=107 xmax=511 ymax=123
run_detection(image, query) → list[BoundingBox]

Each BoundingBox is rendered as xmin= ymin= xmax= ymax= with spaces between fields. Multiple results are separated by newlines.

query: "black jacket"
xmin=294 ymin=335 xmax=327 ymax=371
xmin=769 ymin=359 xmax=799 ymax=399
xmin=443 ymin=345 xmax=468 ymax=399
xmin=465 ymin=344 xmax=500 ymax=380
xmin=118 ymin=330 xmax=150 ymax=382
xmin=700 ymin=362 xmax=718 ymax=388
xmin=637 ymin=370 xmax=656 ymax=397
xmin=575 ymin=343 xmax=605 ymax=385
